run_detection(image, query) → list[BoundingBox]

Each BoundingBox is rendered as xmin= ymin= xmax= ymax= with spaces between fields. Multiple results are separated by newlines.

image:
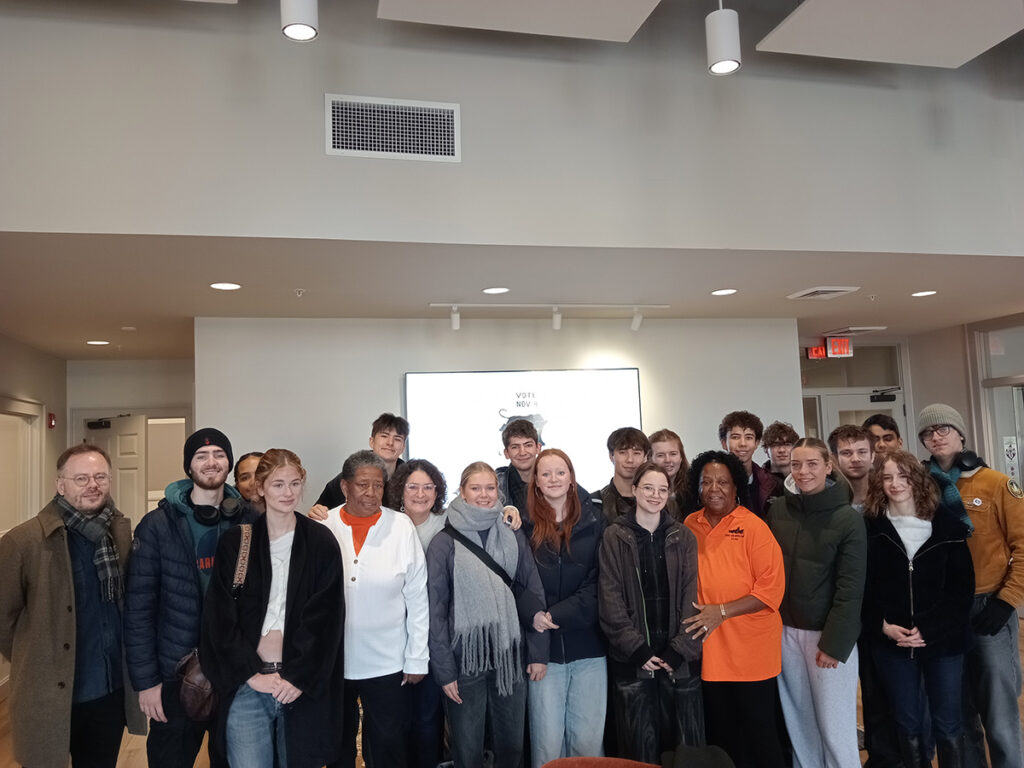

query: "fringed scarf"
xmin=55 ymin=494 xmax=123 ymax=602
xmin=446 ymin=495 xmax=522 ymax=696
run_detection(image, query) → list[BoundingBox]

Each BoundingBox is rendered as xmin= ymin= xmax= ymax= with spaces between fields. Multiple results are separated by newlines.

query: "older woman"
xmin=649 ymin=429 xmax=690 ymax=519
xmin=525 ymin=448 xmax=606 ymax=766
xmin=863 ymin=450 xmax=974 ymax=767
xmin=200 ymin=449 xmax=345 ymax=768
xmin=599 ymin=461 xmax=704 ymax=763
xmin=427 ymin=461 xmax=545 ymax=768
xmin=681 ymin=451 xmax=786 ymax=768
xmin=768 ymin=437 xmax=866 ymax=768
xmin=384 ymin=458 xmax=449 ymax=768
xmin=318 ymin=450 xmax=429 ymax=768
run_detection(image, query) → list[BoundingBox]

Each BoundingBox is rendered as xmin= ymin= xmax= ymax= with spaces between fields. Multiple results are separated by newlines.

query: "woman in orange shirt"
xmin=682 ymin=450 xmax=787 ymax=768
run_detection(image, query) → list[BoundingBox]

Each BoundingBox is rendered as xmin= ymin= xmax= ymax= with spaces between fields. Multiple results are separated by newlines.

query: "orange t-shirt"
xmin=684 ymin=506 xmax=785 ymax=682
xmin=339 ymin=507 xmax=382 ymax=555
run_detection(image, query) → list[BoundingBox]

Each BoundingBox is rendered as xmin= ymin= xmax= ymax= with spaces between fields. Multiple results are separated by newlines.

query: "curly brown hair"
xmin=864 ymin=450 xmax=938 ymax=519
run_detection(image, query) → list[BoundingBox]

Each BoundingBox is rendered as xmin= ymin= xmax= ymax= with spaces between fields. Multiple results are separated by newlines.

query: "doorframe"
xmin=0 ymin=394 xmax=44 ymax=527
xmin=70 ymin=405 xmax=193 ymax=447
xmin=802 ymin=387 xmax=909 ymax=448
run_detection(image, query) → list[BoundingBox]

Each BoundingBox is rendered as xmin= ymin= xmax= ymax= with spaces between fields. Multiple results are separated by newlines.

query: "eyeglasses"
xmin=638 ymin=484 xmax=669 ymax=497
xmin=62 ymin=473 xmax=112 ymax=487
xmin=920 ymin=425 xmax=953 ymax=441
xmin=405 ymin=483 xmax=436 ymax=493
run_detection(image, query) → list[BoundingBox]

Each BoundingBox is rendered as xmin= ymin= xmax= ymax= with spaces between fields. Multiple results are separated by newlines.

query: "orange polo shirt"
xmin=684 ymin=505 xmax=785 ymax=682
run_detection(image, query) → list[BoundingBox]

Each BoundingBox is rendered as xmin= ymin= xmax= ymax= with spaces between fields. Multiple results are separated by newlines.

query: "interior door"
xmin=84 ymin=414 xmax=148 ymax=526
xmin=818 ymin=392 xmax=908 ymax=445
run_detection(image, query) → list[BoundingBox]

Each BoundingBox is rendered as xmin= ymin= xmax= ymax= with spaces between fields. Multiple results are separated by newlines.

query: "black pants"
xmin=858 ymin=640 xmax=904 ymax=768
xmin=69 ymin=688 xmax=126 ymax=768
xmin=703 ymin=678 xmax=786 ymax=768
xmin=610 ymin=667 xmax=704 ymax=764
xmin=146 ymin=679 xmax=228 ymax=768
xmin=335 ymin=671 xmax=411 ymax=768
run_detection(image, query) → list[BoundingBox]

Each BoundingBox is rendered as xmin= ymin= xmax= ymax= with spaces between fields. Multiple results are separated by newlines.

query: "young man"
xmin=496 ymin=418 xmax=541 ymax=514
xmin=828 ymin=424 xmax=874 ymax=511
xmin=718 ymin=410 xmax=781 ymax=520
xmin=762 ymin=421 xmax=799 ymax=484
xmin=863 ymin=413 xmax=903 ymax=456
xmin=919 ymin=404 xmax=1024 ymax=768
xmin=592 ymin=427 xmax=650 ymax=524
xmin=0 ymin=444 xmax=146 ymax=768
xmin=316 ymin=412 xmax=409 ymax=509
xmin=125 ymin=428 xmax=258 ymax=768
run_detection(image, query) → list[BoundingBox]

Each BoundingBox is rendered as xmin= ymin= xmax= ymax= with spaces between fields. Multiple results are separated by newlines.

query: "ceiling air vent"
xmin=821 ymin=326 xmax=888 ymax=336
xmin=786 ymin=286 xmax=860 ymax=300
xmin=326 ymin=94 xmax=460 ymax=162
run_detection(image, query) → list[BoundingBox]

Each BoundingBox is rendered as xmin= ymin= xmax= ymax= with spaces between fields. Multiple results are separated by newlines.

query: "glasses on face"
xmin=920 ymin=425 xmax=953 ymax=441
xmin=63 ymin=473 xmax=112 ymax=487
xmin=639 ymin=484 xmax=669 ymax=497
xmin=405 ymin=483 xmax=435 ymax=494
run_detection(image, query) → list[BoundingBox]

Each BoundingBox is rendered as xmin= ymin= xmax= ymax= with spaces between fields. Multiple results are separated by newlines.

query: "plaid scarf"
xmin=927 ymin=464 xmax=975 ymax=535
xmin=55 ymin=494 xmax=124 ymax=602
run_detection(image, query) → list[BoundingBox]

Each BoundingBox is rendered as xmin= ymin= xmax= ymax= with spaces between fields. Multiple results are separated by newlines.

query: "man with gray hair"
xmin=919 ymin=403 xmax=1024 ymax=768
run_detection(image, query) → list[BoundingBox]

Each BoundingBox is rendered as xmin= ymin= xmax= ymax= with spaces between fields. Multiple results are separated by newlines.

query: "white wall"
xmin=2 ymin=0 xmax=1023 ymax=257
xmin=195 ymin=317 xmax=804 ymax=495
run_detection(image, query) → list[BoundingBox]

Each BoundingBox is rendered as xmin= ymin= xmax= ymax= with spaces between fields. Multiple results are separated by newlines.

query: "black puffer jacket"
xmin=526 ymin=496 xmax=606 ymax=665
xmin=863 ymin=503 xmax=975 ymax=658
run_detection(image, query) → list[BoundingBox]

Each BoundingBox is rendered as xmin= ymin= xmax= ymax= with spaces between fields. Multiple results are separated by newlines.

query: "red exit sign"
xmin=827 ymin=337 xmax=853 ymax=358
xmin=807 ymin=345 xmax=827 ymax=360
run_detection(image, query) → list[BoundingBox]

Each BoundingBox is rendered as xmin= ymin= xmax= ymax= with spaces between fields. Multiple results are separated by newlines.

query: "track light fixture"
xmin=281 ymin=0 xmax=318 ymax=41
xmin=706 ymin=1 xmax=741 ymax=76
xmin=450 ymin=305 xmax=460 ymax=331
xmin=630 ymin=309 xmax=643 ymax=332
xmin=552 ymin=307 xmax=562 ymax=331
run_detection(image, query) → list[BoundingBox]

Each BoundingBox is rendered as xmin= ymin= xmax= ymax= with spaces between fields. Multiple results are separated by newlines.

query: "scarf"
xmin=55 ymin=494 xmax=123 ymax=602
xmin=927 ymin=463 xmax=975 ymax=534
xmin=446 ymin=495 xmax=522 ymax=696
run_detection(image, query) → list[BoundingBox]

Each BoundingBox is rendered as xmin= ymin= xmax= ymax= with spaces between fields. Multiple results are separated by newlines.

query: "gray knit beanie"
xmin=917 ymin=403 xmax=967 ymax=443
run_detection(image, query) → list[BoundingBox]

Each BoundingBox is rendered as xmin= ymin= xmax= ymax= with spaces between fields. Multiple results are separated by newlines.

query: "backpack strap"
xmin=442 ymin=522 xmax=513 ymax=589
xmin=231 ymin=523 xmax=252 ymax=596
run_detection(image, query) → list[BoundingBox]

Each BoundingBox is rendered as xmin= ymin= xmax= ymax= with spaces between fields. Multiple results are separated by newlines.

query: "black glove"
xmin=973 ymin=597 xmax=1015 ymax=636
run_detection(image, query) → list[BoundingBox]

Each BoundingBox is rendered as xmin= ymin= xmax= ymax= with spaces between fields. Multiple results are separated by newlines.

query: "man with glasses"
xmin=0 ymin=444 xmax=146 ymax=768
xmin=919 ymin=404 xmax=1024 ymax=768
xmin=125 ymin=427 xmax=258 ymax=768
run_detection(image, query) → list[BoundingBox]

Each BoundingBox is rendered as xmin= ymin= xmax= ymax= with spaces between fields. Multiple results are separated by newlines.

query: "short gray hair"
xmin=341 ymin=449 xmax=388 ymax=483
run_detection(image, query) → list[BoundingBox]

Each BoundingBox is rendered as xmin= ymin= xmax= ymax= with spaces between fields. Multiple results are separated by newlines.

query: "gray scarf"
xmin=446 ymin=495 xmax=522 ymax=696
xmin=55 ymin=494 xmax=123 ymax=602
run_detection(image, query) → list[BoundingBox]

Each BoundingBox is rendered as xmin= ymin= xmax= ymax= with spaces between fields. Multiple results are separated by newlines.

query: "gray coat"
xmin=0 ymin=499 xmax=146 ymax=768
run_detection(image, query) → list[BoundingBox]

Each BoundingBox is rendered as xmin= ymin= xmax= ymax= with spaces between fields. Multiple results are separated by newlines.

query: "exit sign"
xmin=827 ymin=337 xmax=853 ymax=358
xmin=807 ymin=345 xmax=827 ymax=360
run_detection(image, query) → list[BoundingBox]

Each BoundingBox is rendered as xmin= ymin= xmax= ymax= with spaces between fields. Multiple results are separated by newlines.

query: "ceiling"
xmin=3 ymin=231 xmax=1023 ymax=359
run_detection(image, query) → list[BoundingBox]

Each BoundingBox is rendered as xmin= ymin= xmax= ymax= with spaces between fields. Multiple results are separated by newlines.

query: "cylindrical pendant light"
xmin=282 ymin=0 xmax=318 ymax=42
xmin=706 ymin=6 xmax=741 ymax=75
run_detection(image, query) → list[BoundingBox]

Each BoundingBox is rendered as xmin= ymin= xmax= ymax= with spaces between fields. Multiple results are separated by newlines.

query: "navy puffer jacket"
xmin=124 ymin=479 xmax=257 ymax=690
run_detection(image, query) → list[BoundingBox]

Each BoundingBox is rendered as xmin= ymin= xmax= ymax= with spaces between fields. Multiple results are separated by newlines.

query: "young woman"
xmin=426 ymin=462 xmax=546 ymax=768
xmin=233 ymin=451 xmax=264 ymax=504
xmin=863 ymin=451 xmax=974 ymax=767
xmin=525 ymin=449 xmax=606 ymax=766
xmin=768 ymin=437 xmax=866 ymax=768
xmin=599 ymin=461 xmax=704 ymax=763
xmin=682 ymin=450 xmax=786 ymax=768
xmin=200 ymin=449 xmax=345 ymax=768
xmin=649 ymin=429 xmax=690 ymax=519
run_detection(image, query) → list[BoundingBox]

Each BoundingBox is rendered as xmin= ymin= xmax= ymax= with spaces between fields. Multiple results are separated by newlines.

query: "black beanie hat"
xmin=183 ymin=427 xmax=234 ymax=476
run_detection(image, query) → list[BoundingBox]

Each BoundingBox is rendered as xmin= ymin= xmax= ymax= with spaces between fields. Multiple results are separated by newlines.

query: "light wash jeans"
xmin=226 ymin=683 xmax=287 ymax=768
xmin=528 ymin=656 xmax=607 ymax=766
xmin=964 ymin=594 xmax=1024 ymax=768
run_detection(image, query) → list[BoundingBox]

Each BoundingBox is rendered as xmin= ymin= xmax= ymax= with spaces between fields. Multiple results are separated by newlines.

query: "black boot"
xmin=897 ymin=732 xmax=924 ymax=768
xmin=936 ymin=736 xmax=964 ymax=768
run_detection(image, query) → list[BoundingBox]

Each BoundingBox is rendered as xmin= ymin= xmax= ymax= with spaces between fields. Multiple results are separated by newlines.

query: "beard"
xmin=192 ymin=469 xmax=228 ymax=491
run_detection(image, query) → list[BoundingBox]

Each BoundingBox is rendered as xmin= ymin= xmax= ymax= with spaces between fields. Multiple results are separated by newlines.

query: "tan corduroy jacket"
xmin=0 ymin=499 xmax=146 ymax=768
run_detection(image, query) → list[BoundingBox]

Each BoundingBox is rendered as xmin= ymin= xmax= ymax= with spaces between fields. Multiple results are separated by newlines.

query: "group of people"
xmin=1 ymin=404 xmax=1023 ymax=768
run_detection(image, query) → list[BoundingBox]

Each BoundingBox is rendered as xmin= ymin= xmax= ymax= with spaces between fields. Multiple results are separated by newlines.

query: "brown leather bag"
xmin=176 ymin=523 xmax=253 ymax=721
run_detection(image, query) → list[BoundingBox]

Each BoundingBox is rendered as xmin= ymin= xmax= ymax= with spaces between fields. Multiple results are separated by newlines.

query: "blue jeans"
xmin=226 ymin=683 xmax=287 ymax=768
xmin=528 ymin=656 xmax=607 ymax=766
xmin=443 ymin=670 xmax=526 ymax=768
xmin=871 ymin=643 xmax=963 ymax=743
xmin=964 ymin=594 xmax=1024 ymax=768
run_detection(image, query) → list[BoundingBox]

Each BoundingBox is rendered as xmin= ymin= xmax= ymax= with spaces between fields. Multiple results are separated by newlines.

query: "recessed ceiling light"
xmin=121 ymin=326 xmax=137 ymax=332
xmin=210 ymin=282 xmax=241 ymax=291
xmin=911 ymin=290 xmax=937 ymax=297
xmin=711 ymin=288 xmax=737 ymax=296
xmin=86 ymin=340 xmax=110 ymax=346
xmin=482 ymin=287 xmax=509 ymax=295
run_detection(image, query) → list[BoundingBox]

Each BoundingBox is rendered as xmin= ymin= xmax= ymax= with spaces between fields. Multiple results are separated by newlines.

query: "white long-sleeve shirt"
xmin=320 ymin=506 xmax=429 ymax=680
